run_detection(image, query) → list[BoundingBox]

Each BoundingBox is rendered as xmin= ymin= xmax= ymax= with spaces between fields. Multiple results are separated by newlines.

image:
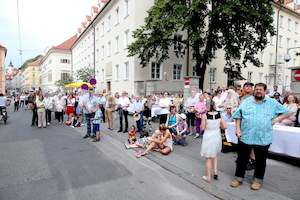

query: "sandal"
xmin=136 ymin=151 xmax=142 ymax=158
xmin=214 ymin=171 xmax=218 ymax=179
xmin=202 ymin=176 xmax=211 ymax=183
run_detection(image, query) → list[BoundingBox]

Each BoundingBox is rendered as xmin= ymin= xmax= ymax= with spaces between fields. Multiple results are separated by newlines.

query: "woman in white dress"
xmin=200 ymin=101 xmax=227 ymax=183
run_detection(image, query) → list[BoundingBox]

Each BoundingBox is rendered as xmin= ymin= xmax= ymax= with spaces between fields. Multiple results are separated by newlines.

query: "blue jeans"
xmin=136 ymin=111 xmax=144 ymax=132
xmin=85 ymin=113 xmax=95 ymax=135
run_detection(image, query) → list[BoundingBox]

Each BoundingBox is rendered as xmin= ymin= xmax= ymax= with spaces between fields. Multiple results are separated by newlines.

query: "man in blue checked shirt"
xmin=230 ymin=83 xmax=290 ymax=190
xmin=133 ymin=95 xmax=144 ymax=133
xmin=82 ymin=88 xmax=99 ymax=139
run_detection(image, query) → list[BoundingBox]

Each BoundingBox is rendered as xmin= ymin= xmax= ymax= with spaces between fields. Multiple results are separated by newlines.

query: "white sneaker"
xmin=70 ymin=125 xmax=74 ymax=128
xmin=194 ymin=134 xmax=200 ymax=139
xmin=47 ymin=123 xmax=50 ymax=126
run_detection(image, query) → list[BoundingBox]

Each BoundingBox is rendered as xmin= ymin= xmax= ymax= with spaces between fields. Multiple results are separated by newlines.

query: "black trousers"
xmin=14 ymin=101 xmax=19 ymax=111
xmin=159 ymin=114 xmax=168 ymax=125
xmin=31 ymin=106 xmax=38 ymax=125
xmin=235 ymin=140 xmax=270 ymax=182
xmin=46 ymin=109 xmax=52 ymax=123
xmin=119 ymin=110 xmax=128 ymax=131
xmin=100 ymin=105 xmax=105 ymax=123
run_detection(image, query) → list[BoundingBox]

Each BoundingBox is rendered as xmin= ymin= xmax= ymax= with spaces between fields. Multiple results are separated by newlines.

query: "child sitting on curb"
xmin=125 ymin=129 xmax=162 ymax=149
xmin=173 ymin=113 xmax=188 ymax=146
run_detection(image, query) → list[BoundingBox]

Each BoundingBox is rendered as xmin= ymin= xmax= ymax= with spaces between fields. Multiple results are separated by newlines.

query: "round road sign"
xmin=295 ymin=69 xmax=300 ymax=81
xmin=81 ymin=84 xmax=89 ymax=90
xmin=89 ymin=78 xmax=97 ymax=85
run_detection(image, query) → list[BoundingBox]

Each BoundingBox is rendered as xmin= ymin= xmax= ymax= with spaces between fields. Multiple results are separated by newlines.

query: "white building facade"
xmin=72 ymin=0 xmax=300 ymax=95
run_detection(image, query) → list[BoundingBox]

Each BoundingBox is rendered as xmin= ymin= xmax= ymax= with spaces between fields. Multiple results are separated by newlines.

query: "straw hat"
xmin=133 ymin=113 xmax=141 ymax=121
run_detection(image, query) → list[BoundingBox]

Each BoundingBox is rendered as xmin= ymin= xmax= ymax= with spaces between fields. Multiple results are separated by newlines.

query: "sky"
xmin=0 ymin=0 xmax=97 ymax=68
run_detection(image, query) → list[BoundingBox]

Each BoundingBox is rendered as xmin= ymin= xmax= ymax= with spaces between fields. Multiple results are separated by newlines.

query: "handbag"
xmin=195 ymin=113 xmax=201 ymax=118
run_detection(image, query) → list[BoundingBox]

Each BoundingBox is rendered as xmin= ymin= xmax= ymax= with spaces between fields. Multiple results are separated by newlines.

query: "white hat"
xmin=179 ymin=113 xmax=186 ymax=120
xmin=133 ymin=113 xmax=140 ymax=121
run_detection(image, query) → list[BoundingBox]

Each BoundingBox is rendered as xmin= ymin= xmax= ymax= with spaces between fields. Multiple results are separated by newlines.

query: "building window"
xmin=287 ymin=38 xmax=290 ymax=48
xmin=173 ymin=64 xmax=182 ymax=80
xmin=115 ymin=7 xmax=119 ymax=25
xmin=285 ymin=75 xmax=289 ymax=86
xmin=49 ymin=59 xmax=52 ymax=64
xmin=192 ymin=66 xmax=197 ymax=76
xmin=61 ymin=73 xmax=69 ymax=80
xmin=33 ymin=79 xmax=35 ymax=84
xmin=101 ymin=22 xmax=104 ymax=36
xmin=32 ymin=72 xmax=35 ymax=77
xmin=124 ymin=30 xmax=129 ymax=49
xmin=115 ymin=36 xmax=119 ymax=53
xmin=279 ymin=15 xmax=284 ymax=28
xmin=269 ymin=35 xmax=274 ymax=45
xmin=259 ymin=73 xmax=263 ymax=82
xmin=269 ymin=53 xmax=274 ymax=65
xmin=33 ymin=68 xmax=35 ymax=71
xmin=173 ymin=34 xmax=183 ymax=52
xmin=279 ymin=35 xmax=283 ymax=47
xmin=96 ymin=28 xmax=99 ymax=40
xmin=259 ymin=52 xmax=264 ymax=63
xmin=288 ymin=19 xmax=291 ymax=31
xmin=108 ymin=16 xmax=111 ymax=31
xmin=295 ymin=22 xmax=298 ymax=34
xmin=96 ymin=49 xmax=99 ymax=62
xmin=125 ymin=0 xmax=129 ymax=17
xmin=209 ymin=68 xmax=216 ymax=83
xmin=151 ymin=62 xmax=161 ymax=79
xmin=124 ymin=62 xmax=129 ymax=79
xmin=115 ymin=64 xmax=119 ymax=80
xmin=101 ymin=69 xmax=104 ymax=82
xmin=48 ymin=74 xmax=52 ymax=82
xmin=61 ymin=59 xmax=70 ymax=64
xmin=101 ymin=46 xmax=104 ymax=60
xmin=247 ymin=71 xmax=253 ymax=83
xmin=108 ymin=42 xmax=111 ymax=57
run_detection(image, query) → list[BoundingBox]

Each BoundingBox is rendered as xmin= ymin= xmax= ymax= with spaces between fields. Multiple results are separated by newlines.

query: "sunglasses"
xmin=227 ymin=108 xmax=232 ymax=109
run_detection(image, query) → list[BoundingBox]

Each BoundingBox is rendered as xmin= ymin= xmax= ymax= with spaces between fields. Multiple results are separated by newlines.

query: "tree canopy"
xmin=127 ymin=0 xmax=276 ymax=89
xmin=19 ymin=55 xmax=43 ymax=69
xmin=73 ymin=66 xmax=94 ymax=82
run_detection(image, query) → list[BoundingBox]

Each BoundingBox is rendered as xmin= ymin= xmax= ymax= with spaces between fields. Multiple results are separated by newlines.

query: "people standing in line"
xmin=278 ymin=95 xmax=298 ymax=126
xmin=221 ymin=85 xmax=228 ymax=99
xmin=239 ymin=82 xmax=254 ymax=103
xmin=173 ymin=94 xmax=180 ymax=113
xmin=55 ymin=94 xmax=65 ymax=123
xmin=184 ymin=91 xmax=198 ymax=135
xmin=82 ymin=88 xmax=99 ymax=138
xmin=36 ymin=95 xmax=47 ymax=128
xmin=143 ymin=96 xmax=152 ymax=136
xmin=25 ymin=92 xmax=29 ymax=110
xmin=114 ymin=92 xmax=120 ymax=121
xmin=270 ymin=85 xmax=280 ymax=98
xmin=14 ymin=94 xmax=20 ymax=112
xmin=194 ymin=94 xmax=207 ymax=139
xmin=98 ymin=92 xmax=106 ymax=123
xmin=200 ymin=101 xmax=227 ymax=183
xmin=230 ymin=83 xmax=290 ymax=190
xmin=44 ymin=93 xmax=53 ymax=126
xmin=133 ymin=95 xmax=144 ymax=134
xmin=91 ymin=103 xmax=102 ymax=142
xmin=118 ymin=91 xmax=130 ymax=133
xmin=66 ymin=93 xmax=76 ymax=116
xmin=273 ymin=92 xmax=283 ymax=104
xmin=224 ymin=89 xmax=239 ymax=111
xmin=212 ymin=90 xmax=225 ymax=114
xmin=105 ymin=94 xmax=116 ymax=131
xmin=158 ymin=91 xmax=172 ymax=125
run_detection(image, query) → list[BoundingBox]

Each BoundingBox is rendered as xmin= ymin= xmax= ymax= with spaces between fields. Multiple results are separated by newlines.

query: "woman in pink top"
xmin=194 ymin=94 xmax=207 ymax=139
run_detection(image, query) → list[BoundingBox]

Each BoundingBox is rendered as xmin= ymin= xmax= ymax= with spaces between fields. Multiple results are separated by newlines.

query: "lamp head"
xmin=284 ymin=54 xmax=291 ymax=62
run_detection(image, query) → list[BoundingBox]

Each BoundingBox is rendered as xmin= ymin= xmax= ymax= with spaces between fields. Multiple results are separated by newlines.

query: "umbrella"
xmin=65 ymin=82 xmax=93 ymax=88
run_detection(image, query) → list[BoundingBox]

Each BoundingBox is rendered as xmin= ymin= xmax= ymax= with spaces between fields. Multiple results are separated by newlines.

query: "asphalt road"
xmin=0 ymin=106 xmax=299 ymax=200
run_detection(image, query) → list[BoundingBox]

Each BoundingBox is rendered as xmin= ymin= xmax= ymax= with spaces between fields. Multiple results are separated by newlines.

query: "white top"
xmin=44 ymin=97 xmax=53 ymax=110
xmin=0 ymin=96 xmax=7 ymax=107
xmin=99 ymin=96 xmax=106 ymax=105
xmin=67 ymin=98 xmax=75 ymax=106
xmin=118 ymin=96 xmax=130 ymax=111
xmin=20 ymin=95 xmax=26 ymax=101
xmin=158 ymin=97 xmax=172 ymax=115
xmin=213 ymin=96 xmax=225 ymax=112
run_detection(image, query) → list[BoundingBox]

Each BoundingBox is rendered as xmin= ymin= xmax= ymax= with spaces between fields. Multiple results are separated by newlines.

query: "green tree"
xmin=19 ymin=55 xmax=43 ymax=69
xmin=55 ymin=77 xmax=74 ymax=89
xmin=74 ymin=66 xmax=94 ymax=82
xmin=127 ymin=0 xmax=276 ymax=89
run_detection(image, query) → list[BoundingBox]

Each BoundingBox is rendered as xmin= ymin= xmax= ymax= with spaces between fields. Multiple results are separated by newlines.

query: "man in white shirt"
xmin=98 ymin=92 xmax=106 ymax=123
xmin=118 ymin=91 xmax=130 ymax=133
xmin=44 ymin=93 xmax=53 ymax=125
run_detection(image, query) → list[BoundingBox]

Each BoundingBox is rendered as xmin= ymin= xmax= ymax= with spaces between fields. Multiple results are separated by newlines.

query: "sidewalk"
xmin=76 ymin=114 xmax=295 ymax=200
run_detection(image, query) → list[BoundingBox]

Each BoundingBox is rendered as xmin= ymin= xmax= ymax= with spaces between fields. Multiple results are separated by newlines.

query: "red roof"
xmin=82 ymin=22 xmax=86 ymax=28
xmin=285 ymin=0 xmax=294 ymax=3
xmin=27 ymin=56 xmax=43 ymax=66
xmin=51 ymin=34 xmax=77 ymax=52
xmin=101 ymin=0 xmax=108 ymax=3
xmin=86 ymin=15 xmax=92 ymax=21
xmin=92 ymin=6 xmax=99 ymax=13
xmin=0 ymin=44 xmax=7 ymax=49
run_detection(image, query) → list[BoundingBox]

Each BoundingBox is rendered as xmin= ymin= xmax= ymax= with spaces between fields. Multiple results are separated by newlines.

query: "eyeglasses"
xmin=226 ymin=108 xmax=232 ymax=109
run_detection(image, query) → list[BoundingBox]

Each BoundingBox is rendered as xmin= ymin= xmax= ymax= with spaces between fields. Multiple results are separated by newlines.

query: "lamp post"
xmin=284 ymin=47 xmax=300 ymax=62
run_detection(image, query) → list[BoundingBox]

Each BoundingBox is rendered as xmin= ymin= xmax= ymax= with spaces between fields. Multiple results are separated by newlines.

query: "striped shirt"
xmin=234 ymin=96 xmax=289 ymax=145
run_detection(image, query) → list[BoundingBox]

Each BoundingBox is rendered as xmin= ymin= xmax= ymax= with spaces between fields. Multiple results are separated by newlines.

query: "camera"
xmin=284 ymin=54 xmax=291 ymax=62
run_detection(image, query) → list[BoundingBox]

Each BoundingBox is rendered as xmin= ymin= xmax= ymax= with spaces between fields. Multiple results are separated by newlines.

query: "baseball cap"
xmin=179 ymin=113 xmax=186 ymax=120
xmin=243 ymin=82 xmax=254 ymax=87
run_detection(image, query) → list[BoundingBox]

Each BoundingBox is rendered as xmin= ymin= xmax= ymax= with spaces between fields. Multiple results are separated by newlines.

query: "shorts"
xmin=25 ymin=100 xmax=29 ymax=105
xmin=93 ymin=124 xmax=100 ymax=132
xmin=173 ymin=131 xmax=188 ymax=136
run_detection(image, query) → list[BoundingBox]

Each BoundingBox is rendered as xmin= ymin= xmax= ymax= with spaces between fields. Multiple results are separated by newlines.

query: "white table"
xmin=225 ymin=122 xmax=300 ymax=158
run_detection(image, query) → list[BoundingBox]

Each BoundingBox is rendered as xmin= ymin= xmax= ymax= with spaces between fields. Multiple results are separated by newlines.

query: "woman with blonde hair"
xmin=278 ymin=95 xmax=298 ymax=126
xmin=136 ymin=124 xmax=173 ymax=157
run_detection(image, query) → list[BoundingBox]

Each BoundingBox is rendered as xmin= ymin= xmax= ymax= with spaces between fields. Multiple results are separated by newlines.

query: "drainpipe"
xmin=91 ymin=23 xmax=96 ymax=79
xmin=274 ymin=3 xmax=282 ymax=85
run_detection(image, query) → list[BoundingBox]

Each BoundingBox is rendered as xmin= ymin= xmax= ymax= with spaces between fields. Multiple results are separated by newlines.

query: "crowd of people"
xmin=1 ymin=81 xmax=299 ymax=191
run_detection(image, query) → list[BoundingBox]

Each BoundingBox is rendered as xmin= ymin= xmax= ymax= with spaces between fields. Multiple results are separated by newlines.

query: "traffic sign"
xmin=295 ymin=69 xmax=300 ymax=81
xmin=81 ymin=84 xmax=89 ymax=90
xmin=89 ymin=78 xmax=97 ymax=85
xmin=184 ymin=78 xmax=190 ymax=85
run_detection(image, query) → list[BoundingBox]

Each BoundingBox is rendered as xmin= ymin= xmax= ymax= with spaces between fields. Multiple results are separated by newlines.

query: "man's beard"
xmin=254 ymin=94 xmax=263 ymax=100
